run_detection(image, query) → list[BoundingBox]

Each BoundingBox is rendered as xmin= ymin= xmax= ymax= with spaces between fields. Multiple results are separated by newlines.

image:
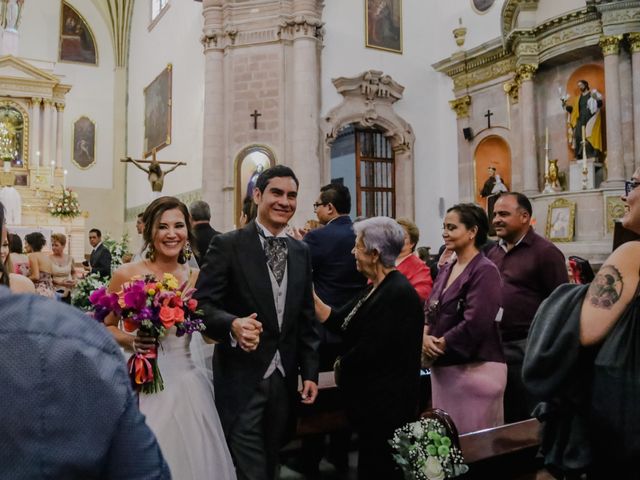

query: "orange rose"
xmin=159 ymin=305 xmax=175 ymax=329
xmin=173 ymin=307 xmax=185 ymax=323
xmin=187 ymin=298 xmax=198 ymax=311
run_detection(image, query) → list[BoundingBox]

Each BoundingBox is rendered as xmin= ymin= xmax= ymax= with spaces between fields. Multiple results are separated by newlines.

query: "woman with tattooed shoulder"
xmin=523 ymin=168 xmax=640 ymax=478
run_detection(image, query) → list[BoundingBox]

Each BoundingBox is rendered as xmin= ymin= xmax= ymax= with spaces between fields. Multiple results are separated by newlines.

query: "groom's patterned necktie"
xmin=261 ymin=233 xmax=288 ymax=285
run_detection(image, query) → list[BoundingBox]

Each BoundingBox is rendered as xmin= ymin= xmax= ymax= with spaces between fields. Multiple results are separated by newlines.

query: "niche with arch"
xmin=474 ymin=135 xmax=512 ymax=210
xmin=234 ymin=144 xmax=276 ymax=223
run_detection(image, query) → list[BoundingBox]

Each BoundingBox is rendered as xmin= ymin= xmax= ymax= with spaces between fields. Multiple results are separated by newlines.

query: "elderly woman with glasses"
xmin=314 ymin=216 xmax=423 ymax=480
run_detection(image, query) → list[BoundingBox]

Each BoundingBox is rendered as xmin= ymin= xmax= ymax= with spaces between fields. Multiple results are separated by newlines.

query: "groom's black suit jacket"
xmin=89 ymin=244 xmax=112 ymax=278
xmin=194 ymin=221 xmax=320 ymax=431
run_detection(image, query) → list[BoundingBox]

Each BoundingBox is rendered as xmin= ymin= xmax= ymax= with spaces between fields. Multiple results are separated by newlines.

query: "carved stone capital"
xmin=42 ymin=98 xmax=53 ymax=106
xmin=55 ymin=102 xmax=65 ymax=112
xmin=201 ymin=27 xmax=220 ymax=49
xmin=448 ymin=95 xmax=471 ymax=119
xmin=278 ymin=16 xmax=324 ymax=41
xmin=503 ymin=79 xmax=520 ymax=103
xmin=600 ymin=35 xmax=623 ymax=56
xmin=30 ymin=97 xmax=42 ymax=107
xmin=333 ymin=70 xmax=404 ymax=105
xmin=516 ymin=63 xmax=537 ymax=81
xmin=628 ymin=32 xmax=640 ymax=53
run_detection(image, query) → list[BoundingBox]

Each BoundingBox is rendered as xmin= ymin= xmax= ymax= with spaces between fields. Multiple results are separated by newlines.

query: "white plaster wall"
xmin=126 ymin=1 xmax=205 ymax=209
xmin=17 ymin=0 xmax=115 ymax=190
xmin=536 ymin=0 xmax=585 ymax=25
xmin=322 ymin=0 xmax=504 ymax=248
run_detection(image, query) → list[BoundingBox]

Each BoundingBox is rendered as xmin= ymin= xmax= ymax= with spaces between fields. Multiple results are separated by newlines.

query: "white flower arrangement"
xmin=71 ymin=272 xmax=108 ymax=311
xmin=102 ymin=232 xmax=130 ymax=272
xmin=48 ymin=187 xmax=81 ymax=219
xmin=390 ymin=417 xmax=468 ymax=480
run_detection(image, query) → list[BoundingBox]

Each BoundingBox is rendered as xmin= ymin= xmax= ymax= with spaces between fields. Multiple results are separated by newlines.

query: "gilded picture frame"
xmin=365 ymin=0 xmax=402 ymax=54
xmin=546 ymin=198 xmax=576 ymax=242
xmin=59 ymin=1 xmax=98 ymax=65
xmin=144 ymin=64 xmax=172 ymax=158
xmin=471 ymin=0 xmax=495 ymax=14
xmin=72 ymin=116 xmax=96 ymax=169
xmin=234 ymin=144 xmax=276 ymax=225
xmin=605 ymin=195 xmax=626 ymax=234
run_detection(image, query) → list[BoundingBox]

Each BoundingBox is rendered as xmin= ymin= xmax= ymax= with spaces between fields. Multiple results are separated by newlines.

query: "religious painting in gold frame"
xmin=471 ymin=0 xmax=495 ymax=14
xmin=144 ymin=64 xmax=172 ymax=158
xmin=365 ymin=0 xmax=402 ymax=54
xmin=546 ymin=198 xmax=576 ymax=242
xmin=72 ymin=116 xmax=96 ymax=169
xmin=59 ymin=1 xmax=98 ymax=65
xmin=234 ymin=144 xmax=276 ymax=226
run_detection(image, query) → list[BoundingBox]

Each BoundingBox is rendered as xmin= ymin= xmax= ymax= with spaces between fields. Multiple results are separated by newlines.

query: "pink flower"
xmin=159 ymin=305 xmax=175 ymax=329
xmin=187 ymin=298 xmax=198 ymax=311
xmin=173 ymin=307 xmax=185 ymax=323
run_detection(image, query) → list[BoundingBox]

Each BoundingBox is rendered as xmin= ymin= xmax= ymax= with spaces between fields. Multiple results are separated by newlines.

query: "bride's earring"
xmin=178 ymin=242 xmax=192 ymax=264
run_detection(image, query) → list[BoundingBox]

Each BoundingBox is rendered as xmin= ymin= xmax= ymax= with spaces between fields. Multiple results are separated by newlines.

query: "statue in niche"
xmin=2 ymin=0 xmax=24 ymax=32
xmin=561 ymin=80 xmax=603 ymax=160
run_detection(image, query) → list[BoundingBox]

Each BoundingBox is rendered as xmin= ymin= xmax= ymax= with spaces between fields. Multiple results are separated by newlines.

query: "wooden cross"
xmin=485 ymin=109 xmax=494 ymax=129
xmin=121 ymin=149 xmax=185 ymax=193
xmin=250 ymin=109 xmax=262 ymax=130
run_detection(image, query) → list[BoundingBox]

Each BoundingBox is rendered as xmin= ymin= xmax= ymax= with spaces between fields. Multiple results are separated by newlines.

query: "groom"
xmin=195 ymin=165 xmax=319 ymax=480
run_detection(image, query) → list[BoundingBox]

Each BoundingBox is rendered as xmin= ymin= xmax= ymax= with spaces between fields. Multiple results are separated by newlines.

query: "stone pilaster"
xmin=42 ymin=99 xmax=53 ymax=170
xmin=55 ymin=103 xmax=64 ymax=170
xmin=30 ymin=97 xmax=41 ymax=166
xmin=629 ymin=32 xmax=640 ymax=173
xmin=201 ymin=1 xmax=226 ymax=228
xmin=517 ymin=64 xmax=539 ymax=195
xmin=600 ymin=35 xmax=625 ymax=186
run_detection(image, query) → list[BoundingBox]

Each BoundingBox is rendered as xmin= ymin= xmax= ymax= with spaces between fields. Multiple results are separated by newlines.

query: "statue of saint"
xmin=2 ymin=0 xmax=24 ymax=32
xmin=561 ymin=79 xmax=603 ymax=159
xmin=122 ymin=151 xmax=184 ymax=193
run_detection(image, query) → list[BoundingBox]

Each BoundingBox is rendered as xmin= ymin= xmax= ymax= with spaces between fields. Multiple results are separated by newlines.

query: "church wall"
xmin=321 ymin=1 xmax=501 ymax=248
xmin=126 ymin=0 xmax=204 ymax=210
xmin=18 ymin=0 xmax=118 ymax=245
xmin=535 ymin=0 xmax=585 ymax=25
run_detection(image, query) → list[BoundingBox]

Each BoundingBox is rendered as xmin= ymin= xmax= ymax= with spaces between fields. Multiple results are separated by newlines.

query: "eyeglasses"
xmin=625 ymin=179 xmax=640 ymax=196
xmin=313 ymin=202 xmax=327 ymax=211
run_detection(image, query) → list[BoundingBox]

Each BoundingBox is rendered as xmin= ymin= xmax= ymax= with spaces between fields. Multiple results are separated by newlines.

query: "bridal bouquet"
xmin=390 ymin=416 xmax=468 ymax=480
xmin=90 ymin=273 xmax=205 ymax=394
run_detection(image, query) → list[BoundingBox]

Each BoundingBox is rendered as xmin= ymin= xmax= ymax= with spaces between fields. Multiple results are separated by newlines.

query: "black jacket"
xmin=192 ymin=222 xmax=220 ymax=267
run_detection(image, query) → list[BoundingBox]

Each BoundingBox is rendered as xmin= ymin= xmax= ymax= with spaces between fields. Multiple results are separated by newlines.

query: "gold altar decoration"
xmin=546 ymin=198 xmax=576 ymax=243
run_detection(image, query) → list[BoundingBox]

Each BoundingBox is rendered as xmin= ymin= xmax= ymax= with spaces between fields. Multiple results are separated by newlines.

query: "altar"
xmin=0 ymin=55 xmax=86 ymax=261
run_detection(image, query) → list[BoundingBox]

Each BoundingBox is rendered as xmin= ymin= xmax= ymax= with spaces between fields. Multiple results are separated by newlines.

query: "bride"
xmin=104 ymin=196 xmax=236 ymax=480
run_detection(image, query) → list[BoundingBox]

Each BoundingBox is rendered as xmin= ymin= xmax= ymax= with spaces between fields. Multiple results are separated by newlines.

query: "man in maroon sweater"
xmin=486 ymin=192 xmax=569 ymax=422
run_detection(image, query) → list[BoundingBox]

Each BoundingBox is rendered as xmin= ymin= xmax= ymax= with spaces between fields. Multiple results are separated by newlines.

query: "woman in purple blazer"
xmin=423 ymin=203 xmax=506 ymax=434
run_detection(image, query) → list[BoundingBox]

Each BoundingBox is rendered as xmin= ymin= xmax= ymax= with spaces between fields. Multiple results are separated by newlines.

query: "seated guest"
xmin=396 ymin=218 xmax=433 ymax=303
xmin=314 ymin=217 xmax=424 ymax=479
xmin=1 ymin=229 xmax=35 ymax=294
xmin=8 ymin=233 xmax=29 ymax=276
xmin=25 ymin=232 xmax=56 ymax=298
xmin=0 ymin=201 xmax=169 ymax=479
xmin=423 ymin=203 xmax=506 ymax=434
xmin=49 ymin=233 xmax=77 ymax=303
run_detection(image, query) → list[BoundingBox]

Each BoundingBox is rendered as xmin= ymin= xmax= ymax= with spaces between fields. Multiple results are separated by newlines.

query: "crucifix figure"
xmin=484 ymin=109 xmax=494 ymax=129
xmin=250 ymin=109 xmax=262 ymax=130
xmin=121 ymin=149 xmax=185 ymax=193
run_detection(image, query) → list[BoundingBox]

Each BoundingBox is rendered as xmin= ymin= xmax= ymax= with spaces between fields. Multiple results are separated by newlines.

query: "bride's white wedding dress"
xmin=138 ymin=328 xmax=236 ymax=480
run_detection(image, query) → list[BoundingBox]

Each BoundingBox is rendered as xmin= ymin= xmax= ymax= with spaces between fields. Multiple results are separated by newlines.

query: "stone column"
xmin=30 ymin=97 xmax=41 ymax=166
xmin=201 ymin=2 xmax=226 ymax=228
xmin=289 ymin=0 xmax=322 ymax=223
xmin=449 ymin=95 xmax=474 ymax=202
xmin=50 ymin=100 xmax=58 ymax=172
xmin=517 ymin=64 xmax=539 ymax=195
xmin=629 ymin=33 xmax=640 ymax=173
xmin=601 ymin=35 xmax=625 ymax=186
xmin=42 ymin=99 xmax=53 ymax=170
xmin=55 ymin=103 xmax=64 ymax=170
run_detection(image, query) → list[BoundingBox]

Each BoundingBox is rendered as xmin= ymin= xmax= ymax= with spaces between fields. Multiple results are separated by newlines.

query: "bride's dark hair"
xmin=141 ymin=196 xmax=197 ymax=264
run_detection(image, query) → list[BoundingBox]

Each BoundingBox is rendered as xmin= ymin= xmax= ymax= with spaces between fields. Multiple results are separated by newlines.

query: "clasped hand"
xmin=422 ymin=327 xmax=445 ymax=361
xmin=231 ymin=314 xmax=263 ymax=352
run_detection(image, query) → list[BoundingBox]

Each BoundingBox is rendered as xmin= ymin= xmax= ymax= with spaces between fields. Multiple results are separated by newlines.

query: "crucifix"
xmin=250 ymin=109 xmax=262 ymax=130
xmin=121 ymin=149 xmax=185 ymax=193
xmin=484 ymin=109 xmax=494 ymax=129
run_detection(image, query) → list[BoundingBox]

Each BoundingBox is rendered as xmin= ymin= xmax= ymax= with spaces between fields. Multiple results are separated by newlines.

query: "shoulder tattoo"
xmin=588 ymin=264 xmax=623 ymax=310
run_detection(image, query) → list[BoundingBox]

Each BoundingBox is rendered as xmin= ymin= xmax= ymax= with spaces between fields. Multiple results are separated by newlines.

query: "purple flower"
xmin=89 ymin=287 xmax=121 ymax=321
xmin=123 ymin=281 xmax=147 ymax=310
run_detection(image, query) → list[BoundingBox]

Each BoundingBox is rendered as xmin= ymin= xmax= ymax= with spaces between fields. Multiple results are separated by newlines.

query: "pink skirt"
xmin=430 ymin=361 xmax=507 ymax=434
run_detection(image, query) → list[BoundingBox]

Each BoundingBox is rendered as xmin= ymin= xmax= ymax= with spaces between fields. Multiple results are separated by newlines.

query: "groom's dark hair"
xmin=255 ymin=165 xmax=299 ymax=193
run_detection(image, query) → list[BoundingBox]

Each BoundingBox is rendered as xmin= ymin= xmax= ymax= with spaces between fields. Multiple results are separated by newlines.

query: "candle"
xmin=545 ymin=128 xmax=549 ymax=176
xmin=50 ymin=160 xmax=55 ymax=186
xmin=36 ymin=151 xmax=40 ymax=175
xmin=582 ymin=125 xmax=588 ymax=169
xmin=63 ymin=169 xmax=67 ymax=190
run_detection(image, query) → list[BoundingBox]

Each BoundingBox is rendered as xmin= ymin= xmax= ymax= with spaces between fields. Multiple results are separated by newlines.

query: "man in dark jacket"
xmin=88 ymin=228 xmax=112 ymax=278
xmin=189 ymin=200 xmax=220 ymax=266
